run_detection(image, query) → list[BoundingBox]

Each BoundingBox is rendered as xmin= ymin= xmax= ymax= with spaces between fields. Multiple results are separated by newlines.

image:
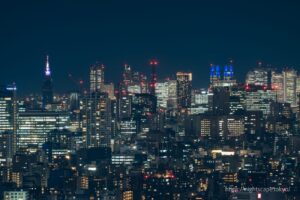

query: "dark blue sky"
xmin=1 ymin=0 xmax=300 ymax=94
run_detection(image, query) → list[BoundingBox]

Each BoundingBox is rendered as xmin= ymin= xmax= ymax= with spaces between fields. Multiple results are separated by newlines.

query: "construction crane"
xmin=68 ymin=73 xmax=85 ymax=93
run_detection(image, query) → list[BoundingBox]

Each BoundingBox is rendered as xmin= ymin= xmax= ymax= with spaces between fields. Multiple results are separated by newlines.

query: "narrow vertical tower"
xmin=149 ymin=59 xmax=158 ymax=95
xmin=42 ymin=55 xmax=54 ymax=109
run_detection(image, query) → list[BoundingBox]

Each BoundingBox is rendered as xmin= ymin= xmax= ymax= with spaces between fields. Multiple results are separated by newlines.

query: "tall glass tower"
xmin=90 ymin=64 xmax=105 ymax=93
xmin=0 ymin=84 xmax=17 ymax=163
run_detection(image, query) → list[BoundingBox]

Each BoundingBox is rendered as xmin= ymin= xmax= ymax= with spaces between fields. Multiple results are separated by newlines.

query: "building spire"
xmin=45 ymin=55 xmax=51 ymax=76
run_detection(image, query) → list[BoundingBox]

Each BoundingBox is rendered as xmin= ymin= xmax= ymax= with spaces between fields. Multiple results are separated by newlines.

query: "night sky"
xmin=1 ymin=0 xmax=300 ymax=95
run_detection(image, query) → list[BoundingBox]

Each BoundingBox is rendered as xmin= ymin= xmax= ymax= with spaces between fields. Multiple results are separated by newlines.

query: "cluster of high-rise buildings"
xmin=0 ymin=58 xmax=299 ymax=200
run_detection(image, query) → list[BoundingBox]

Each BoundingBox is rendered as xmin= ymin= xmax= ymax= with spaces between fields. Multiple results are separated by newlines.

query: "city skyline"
xmin=1 ymin=56 xmax=299 ymax=199
xmin=3 ymin=55 xmax=300 ymax=95
xmin=1 ymin=1 xmax=300 ymax=94
xmin=1 ymin=1 xmax=300 ymax=199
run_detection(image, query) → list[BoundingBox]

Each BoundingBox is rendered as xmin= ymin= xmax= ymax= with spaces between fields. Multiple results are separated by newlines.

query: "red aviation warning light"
xmin=262 ymin=85 xmax=267 ymax=90
xmin=144 ymin=174 xmax=150 ymax=180
xmin=245 ymin=84 xmax=251 ymax=91
xmin=150 ymin=59 xmax=158 ymax=65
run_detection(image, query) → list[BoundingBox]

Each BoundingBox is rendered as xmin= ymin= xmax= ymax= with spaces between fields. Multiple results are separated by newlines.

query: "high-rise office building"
xmin=123 ymin=64 xmax=133 ymax=86
xmin=155 ymin=81 xmax=169 ymax=109
xmin=123 ymin=65 xmax=143 ymax=94
xmin=117 ymin=65 xmax=138 ymax=120
xmin=283 ymin=68 xmax=297 ymax=107
xmin=82 ymin=92 xmax=111 ymax=148
xmin=90 ymin=64 xmax=105 ymax=93
xmin=271 ymin=70 xmax=284 ymax=103
xmin=223 ymin=64 xmax=234 ymax=81
xmin=140 ymin=73 xmax=148 ymax=93
xmin=176 ymin=72 xmax=192 ymax=109
xmin=226 ymin=116 xmax=245 ymax=137
xmin=166 ymin=80 xmax=177 ymax=111
xmin=0 ymin=85 xmax=17 ymax=160
xmin=210 ymin=64 xmax=236 ymax=87
xmin=245 ymin=67 xmax=270 ymax=87
xmin=42 ymin=55 xmax=54 ymax=109
xmin=132 ymin=93 xmax=157 ymax=133
xmin=117 ymin=91 xmax=132 ymax=120
xmin=149 ymin=60 xmax=158 ymax=96
xmin=244 ymin=88 xmax=276 ymax=117
xmin=84 ymin=64 xmax=112 ymax=148
xmin=189 ymin=89 xmax=209 ymax=114
xmin=210 ymin=65 xmax=221 ymax=84
xmin=17 ymin=111 xmax=69 ymax=148
xmin=0 ymin=85 xmax=17 ymax=133
xmin=156 ymin=80 xmax=178 ymax=111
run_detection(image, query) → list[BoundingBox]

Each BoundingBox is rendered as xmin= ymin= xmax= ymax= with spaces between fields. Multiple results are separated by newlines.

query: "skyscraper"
xmin=223 ymin=65 xmax=234 ymax=81
xmin=140 ymin=73 xmax=148 ymax=93
xmin=244 ymin=87 xmax=276 ymax=117
xmin=82 ymin=92 xmax=111 ymax=148
xmin=155 ymin=81 xmax=169 ymax=109
xmin=123 ymin=64 xmax=133 ymax=86
xmin=17 ymin=111 xmax=69 ymax=148
xmin=117 ymin=89 xmax=132 ymax=120
xmin=155 ymin=79 xmax=178 ymax=111
xmin=131 ymin=93 xmax=157 ymax=133
xmin=90 ymin=64 xmax=105 ymax=93
xmin=210 ymin=64 xmax=221 ymax=84
xmin=117 ymin=65 xmax=133 ymax=120
xmin=271 ymin=70 xmax=284 ymax=102
xmin=82 ymin=66 xmax=111 ymax=148
xmin=42 ymin=55 xmax=54 ymax=109
xmin=166 ymin=80 xmax=177 ymax=111
xmin=283 ymin=68 xmax=297 ymax=107
xmin=210 ymin=64 xmax=236 ymax=88
xmin=245 ymin=66 xmax=270 ymax=87
xmin=149 ymin=60 xmax=158 ymax=96
xmin=176 ymin=72 xmax=192 ymax=109
xmin=0 ymin=84 xmax=17 ymax=162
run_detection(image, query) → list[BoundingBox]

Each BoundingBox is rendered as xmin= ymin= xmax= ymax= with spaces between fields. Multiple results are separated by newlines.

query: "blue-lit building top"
xmin=224 ymin=65 xmax=234 ymax=80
